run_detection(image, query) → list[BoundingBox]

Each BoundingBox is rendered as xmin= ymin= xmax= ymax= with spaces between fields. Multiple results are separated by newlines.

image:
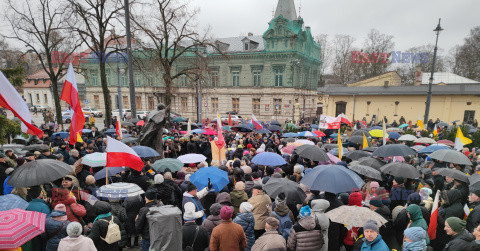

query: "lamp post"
xmin=424 ymin=18 xmax=443 ymax=125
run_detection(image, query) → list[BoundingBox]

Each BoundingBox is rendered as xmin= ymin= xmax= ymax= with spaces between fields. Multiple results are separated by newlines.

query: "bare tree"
xmin=67 ymin=0 xmax=125 ymax=127
xmin=450 ymin=26 xmax=480 ymax=81
xmin=315 ymin=34 xmax=332 ymax=86
xmin=331 ymin=34 xmax=357 ymax=84
xmin=6 ymin=0 xmax=81 ymax=125
xmin=357 ymin=29 xmax=395 ymax=79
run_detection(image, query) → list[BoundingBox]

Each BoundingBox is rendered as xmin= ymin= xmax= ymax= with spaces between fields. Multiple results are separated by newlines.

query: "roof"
xmin=318 ymin=84 xmax=480 ymax=96
xmin=26 ymin=69 xmax=54 ymax=80
xmin=274 ymin=0 xmax=297 ymax=21
xmin=421 ymin=72 xmax=480 ymax=85
xmin=209 ymin=35 xmax=265 ymax=53
xmin=23 ymin=68 xmax=62 ymax=88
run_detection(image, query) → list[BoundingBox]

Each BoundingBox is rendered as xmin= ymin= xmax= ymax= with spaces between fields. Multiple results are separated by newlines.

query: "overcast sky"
xmin=191 ymin=0 xmax=479 ymax=53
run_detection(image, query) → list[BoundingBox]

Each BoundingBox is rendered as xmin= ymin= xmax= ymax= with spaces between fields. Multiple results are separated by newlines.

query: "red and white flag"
xmin=428 ymin=190 xmax=441 ymax=240
xmin=106 ymin=136 xmax=143 ymax=171
xmin=0 ymin=70 xmax=43 ymax=138
xmin=336 ymin=113 xmax=351 ymax=125
xmin=251 ymin=114 xmax=262 ymax=130
xmin=116 ymin=120 xmax=123 ymax=139
xmin=61 ymin=63 xmax=85 ymax=145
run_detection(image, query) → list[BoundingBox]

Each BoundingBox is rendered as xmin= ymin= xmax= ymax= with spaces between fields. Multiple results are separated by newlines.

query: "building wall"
xmin=23 ymin=88 xmax=54 ymax=109
xmin=318 ymin=94 xmax=480 ymax=123
xmin=347 ymin=72 xmax=402 ymax=87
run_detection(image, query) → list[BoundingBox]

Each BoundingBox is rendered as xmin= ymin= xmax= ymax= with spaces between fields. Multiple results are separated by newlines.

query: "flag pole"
xmin=105 ymin=167 xmax=109 ymax=185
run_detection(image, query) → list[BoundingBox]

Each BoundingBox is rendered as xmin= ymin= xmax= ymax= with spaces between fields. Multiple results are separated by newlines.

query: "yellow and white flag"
xmin=363 ymin=133 xmax=369 ymax=149
xmin=454 ymin=127 xmax=472 ymax=151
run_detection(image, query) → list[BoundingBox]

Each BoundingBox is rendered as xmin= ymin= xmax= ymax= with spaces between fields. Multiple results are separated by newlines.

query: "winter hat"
xmin=369 ymin=199 xmax=383 ymax=208
xmin=275 ymin=192 xmax=287 ymax=206
xmin=210 ymin=203 xmax=223 ymax=216
xmin=247 ymin=144 xmax=253 ymax=149
xmin=187 ymin=183 xmax=197 ymax=192
xmin=233 ymin=160 xmax=241 ymax=168
xmin=404 ymin=227 xmax=426 ymax=242
xmin=241 ymin=165 xmax=252 ymax=174
xmin=473 ymin=190 xmax=480 ymax=198
xmin=266 ymin=217 xmax=280 ymax=228
xmin=348 ymin=192 xmax=363 ymax=206
xmin=51 ymin=203 xmax=68 ymax=222
xmin=215 ymin=192 xmax=232 ymax=205
xmin=370 ymin=182 xmax=380 ymax=188
xmin=299 ymin=205 xmax=312 ymax=218
xmin=177 ymin=171 xmax=186 ymax=180
xmin=363 ymin=220 xmax=379 ymax=233
xmin=394 ymin=176 xmax=404 ymax=184
xmin=154 ymin=174 xmax=164 ymax=184
xmin=235 ymin=181 xmax=245 ymax=191
xmin=220 ymin=205 xmax=234 ymax=220
xmin=5 ymin=168 xmax=14 ymax=175
xmin=184 ymin=202 xmax=204 ymax=221
xmin=240 ymin=202 xmax=253 ymax=213
xmin=66 ymin=222 xmax=83 ymax=237
xmin=189 ymin=163 xmax=196 ymax=168
xmin=446 ymin=217 xmax=466 ymax=233
xmin=144 ymin=189 xmax=157 ymax=200
xmin=85 ymin=175 xmax=95 ymax=186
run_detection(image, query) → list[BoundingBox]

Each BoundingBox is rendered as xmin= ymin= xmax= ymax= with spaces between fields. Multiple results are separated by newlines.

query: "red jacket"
xmin=53 ymin=197 xmax=86 ymax=223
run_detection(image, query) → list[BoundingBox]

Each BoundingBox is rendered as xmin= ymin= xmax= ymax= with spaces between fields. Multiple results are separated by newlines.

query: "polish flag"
xmin=336 ymin=113 xmax=351 ymax=125
xmin=215 ymin=113 xmax=225 ymax=149
xmin=428 ymin=190 xmax=440 ymax=240
xmin=0 ymin=70 xmax=43 ymax=138
xmin=61 ymin=63 xmax=85 ymax=145
xmin=116 ymin=120 xmax=123 ymax=139
xmin=106 ymin=136 xmax=143 ymax=171
xmin=251 ymin=114 xmax=262 ymax=130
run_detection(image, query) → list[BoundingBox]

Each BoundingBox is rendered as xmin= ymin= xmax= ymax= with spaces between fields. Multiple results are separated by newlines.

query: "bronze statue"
xmin=138 ymin=103 xmax=170 ymax=153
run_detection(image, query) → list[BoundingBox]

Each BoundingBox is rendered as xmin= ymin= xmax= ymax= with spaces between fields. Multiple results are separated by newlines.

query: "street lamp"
xmin=423 ymin=18 xmax=443 ymax=125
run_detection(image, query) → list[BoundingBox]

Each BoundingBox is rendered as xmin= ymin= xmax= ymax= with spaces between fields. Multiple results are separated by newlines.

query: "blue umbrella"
xmin=300 ymin=165 xmax=365 ymax=193
xmin=82 ymin=129 xmax=92 ymax=134
xmin=132 ymin=146 xmax=160 ymax=157
xmin=252 ymin=152 xmax=287 ymax=166
xmin=255 ymin=128 xmax=272 ymax=134
xmin=51 ymin=132 xmax=69 ymax=139
xmin=282 ymin=133 xmax=299 ymax=138
xmin=94 ymin=167 xmax=125 ymax=180
xmin=96 ymin=182 xmax=144 ymax=200
xmin=329 ymin=147 xmax=349 ymax=157
xmin=399 ymin=124 xmax=409 ymax=128
xmin=310 ymin=124 xmax=319 ymax=129
xmin=371 ymin=126 xmax=382 ymax=130
xmin=191 ymin=129 xmax=205 ymax=134
xmin=0 ymin=194 xmax=28 ymax=211
xmin=387 ymin=132 xmax=401 ymax=139
xmin=105 ymin=128 xmax=116 ymax=134
xmin=419 ymin=144 xmax=450 ymax=154
xmin=268 ymin=124 xmax=282 ymax=131
xmin=190 ymin=166 xmax=229 ymax=192
xmin=298 ymin=131 xmax=316 ymax=137
xmin=330 ymin=133 xmax=339 ymax=138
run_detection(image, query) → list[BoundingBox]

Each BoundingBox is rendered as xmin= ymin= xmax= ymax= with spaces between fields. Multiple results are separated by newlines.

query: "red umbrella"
xmin=202 ymin=130 xmax=218 ymax=135
xmin=281 ymin=144 xmax=299 ymax=154
xmin=437 ymin=140 xmax=455 ymax=147
xmin=313 ymin=130 xmax=326 ymax=137
xmin=136 ymin=120 xmax=145 ymax=126
xmin=0 ymin=209 xmax=46 ymax=249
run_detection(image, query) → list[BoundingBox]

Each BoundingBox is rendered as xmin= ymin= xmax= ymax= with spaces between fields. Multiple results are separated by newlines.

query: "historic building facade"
xmin=80 ymin=0 xmax=322 ymax=122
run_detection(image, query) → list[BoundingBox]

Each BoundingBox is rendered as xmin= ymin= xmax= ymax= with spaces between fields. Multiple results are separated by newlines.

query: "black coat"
xmin=182 ymin=222 xmax=210 ymax=251
xmin=126 ymin=174 xmax=150 ymax=192
xmin=135 ymin=200 xmax=162 ymax=240
xmin=124 ymin=195 xmax=144 ymax=236
xmin=432 ymin=189 xmax=465 ymax=250
xmin=444 ymin=230 xmax=475 ymax=251
xmin=467 ymin=201 xmax=480 ymax=232
xmin=323 ymin=193 xmax=346 ymax=251
xmin=88 ymin=215 xmax=126 ymax=251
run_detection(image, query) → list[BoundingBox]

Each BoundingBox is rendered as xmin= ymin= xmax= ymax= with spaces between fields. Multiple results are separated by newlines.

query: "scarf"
xmin=93 ymin=212 xmax=112 ymax=223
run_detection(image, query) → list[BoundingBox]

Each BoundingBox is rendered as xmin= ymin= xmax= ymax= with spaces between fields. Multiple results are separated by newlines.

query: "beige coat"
xmin=248 ymin=191 xmax=272 ymax=230
xmin=251 ymin=231 xmax=287 ymax=251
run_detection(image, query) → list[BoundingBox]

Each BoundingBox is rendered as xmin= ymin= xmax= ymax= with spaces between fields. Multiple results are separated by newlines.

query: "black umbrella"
xmin=435 ymin=168 xmax=469 ymax=183
xmin=270 ymin=120 xmax=281 ymax=126
xmin=231 ymin=124 xmax=252 ymax=132
xmin=357 ymin=157 xmax=386 ymax=171
xmin=127 ymin=118 xmax=141 ymax=124
xmin=122 ymin=121 xmax=135 ymax=127
xmin=362 ymin=147 xmax=378 ymax=152
xmin=469 ymin=175 xmax=480 ymax=192
xmin=380 ymin=163 xmax=420 ymax=179
xmin=352 ymin=130 xmax=371 ymax=137
xmin=121 ymin=137 xmax=138 ymax=144
xmin=264 ymin=178 xmax=306 ymax=205
xmin=372 ymin=144 xmax=416 ymax=158
xmin=321 ymin=144 xmax=338 ymax=150
xmin=429 ymin=149 xmax=472 ymax=166
xmin=344 ymin=150 xmax=371 ymax=160
xmin=24 ymin=144 xmax=49 ymax=151
xmin=297 ymin=146 xmax=330 ymax=162
xmin=7 ymin=159 xmax=73 ymax=187
xmin=348 ymin=162 xmax=383 ymax=180
xmin=268 ymin=124 xmax=282 ymax=132
xmin=346 ymin=136 xmax=370 ymax=145
xmin=293 ymin=145 xmax=311 ymax=154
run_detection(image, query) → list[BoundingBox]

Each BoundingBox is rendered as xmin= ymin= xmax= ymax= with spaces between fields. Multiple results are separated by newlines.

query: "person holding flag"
xmin=61 ymin=63 xmax=85 ymax=145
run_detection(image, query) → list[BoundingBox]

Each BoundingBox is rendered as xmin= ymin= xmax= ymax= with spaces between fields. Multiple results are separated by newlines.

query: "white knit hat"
xmin=66 ymin=222 xmax=82 ymax=237
xmin=239 ymin=202 xmax=253 ymax=213
xmin=154 ymin=174 xmax=164 ymax=184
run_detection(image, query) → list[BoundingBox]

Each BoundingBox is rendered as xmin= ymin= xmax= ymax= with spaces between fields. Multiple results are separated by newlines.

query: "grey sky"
xmin=192 ymin=0 xmax=479 ymax=53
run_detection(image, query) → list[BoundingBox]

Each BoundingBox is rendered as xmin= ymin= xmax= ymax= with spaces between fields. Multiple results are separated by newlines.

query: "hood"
xmin=94 ymin=201 xmax=112 ymax=215
xmin=206 ymin=215 xmax=222 ymax=223
xmin=183 ymin=192 xmax=194 ymax=198
xmin=311 ymin=199 xmax=330 ymax=213
xmin=215 ymin=192 xmax=232 ymax=205
xmin=406 ymin=204 xmax=423 ymax=221
xmin=298 ymin=215 xmax=317 ymax=230
xmin=348 ymin=192 xmax=363 ymax=206
xmin=274 ymin=203 xmax=291 ymax=217
xmin=230 ymin=190 xmax=246 ymax=199
xmin=443 ymin=189 xmax=462 ymax=206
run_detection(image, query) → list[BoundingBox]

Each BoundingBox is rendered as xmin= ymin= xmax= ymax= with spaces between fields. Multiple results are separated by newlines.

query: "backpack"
xmin=273 ymin=211 xmax=293 ymax=240
xmin=100 ymin=217 xmax=121 ymax=244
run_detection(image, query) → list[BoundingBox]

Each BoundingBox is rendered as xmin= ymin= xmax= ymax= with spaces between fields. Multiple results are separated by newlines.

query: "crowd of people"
xmin=1 ymin=116 xmax=480 ymax=251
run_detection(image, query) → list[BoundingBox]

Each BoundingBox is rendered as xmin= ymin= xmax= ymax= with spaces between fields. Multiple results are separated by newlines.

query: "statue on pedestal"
xmin=138 ymin=103 xmax=170 ymax=154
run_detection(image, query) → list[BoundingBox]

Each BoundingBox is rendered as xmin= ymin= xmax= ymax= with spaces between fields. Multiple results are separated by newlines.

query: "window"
xmin=211 ymin=71 xmax=219 ymax=87
xmin=146 ymin=74 xmax=153 ymax=86
xmin=121 ymin=75 xmax=127 ymax=86
xmin=211 ymin=98 xmax=218 ymax=113
xmin=284 ymin=39 xmax=288 ymax=47
xmin=36 ymin=93 xmax=40 ymax=103
xmin=105 ymin=69 xmax=110 ymax=86
xmin=181 ymin=97 xmax=188 ymax=111
xmin=94 ymin=95 xmax=100 ymax=109
xmin=252 ymin=98 xmax=260 ymax=114
xmin=91 ymin=71 xmax=98 ymax=86
xmin=148 ymin=96 xmax=155 ymax=110
xmin=29 ymin=93 xmax=33 ymax=104
xmin=136 ymin=96 xmax=142 ymax=110
xmin=44 ymin=94 xmax=48 ymax=104
xmin=232 ymin=71 xmax=240 ymax=86
xmin=244 ymin=43 xmax=249 ymax=51
xmin=271 ymin=40 xmax=275 ymax=48
xmin=123 ymin=96 xmax=129 ymax=109
xmin=274 ymin=99 xmax=282 ymax=115
xmin=335 ymin=101 xmax=347 ymax=117
xmin=274 ymin=68 xmax=283 ymax=87
xmin=180 ymin=75 xmax=187 ymax=87
xmin=232 ymin=98 xmax=239 ymax=113
xmin=366 ymin=101 xmax=371 ymax=116
xmin=253 ymin=71 xmax=261 ymax=87
xmin=394 ymin=101 xmax=399 ymax=116
xmin=464 ymin=110 xmax=475 ymax=123
xmin=134 ymin=72 xmax=141 ymax=86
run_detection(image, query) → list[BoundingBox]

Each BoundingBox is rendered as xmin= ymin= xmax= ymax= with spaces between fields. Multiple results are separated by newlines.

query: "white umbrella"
xmin=295 ymin=139 xmax=315 ymax=146
xmin=326 ymin=205 xmax=388 ymax=227
xmin=398 ymin=134 xmax=417 ymax=141
xmin=96 ymin=182 xmax=144 ymax=200
xmin=177 ymin=154 xmax=207 ymax=164
xmin=414 ymin=137 xmax=437 ymax=144
xmin=81 ymin=153 xmax=107 ymax=167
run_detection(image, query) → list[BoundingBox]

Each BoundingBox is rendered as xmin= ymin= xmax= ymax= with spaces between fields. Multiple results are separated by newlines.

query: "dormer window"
xmin=244 ymin=43 xmax=249 ymax=51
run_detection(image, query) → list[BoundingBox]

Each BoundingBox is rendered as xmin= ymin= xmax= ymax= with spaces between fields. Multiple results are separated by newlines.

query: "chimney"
xmin=414 ymin=66 xmax=422 ymax=85
xmin=248 ymin=32 xmax=253 ymax=37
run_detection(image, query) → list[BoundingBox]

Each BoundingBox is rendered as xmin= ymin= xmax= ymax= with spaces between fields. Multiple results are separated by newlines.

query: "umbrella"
xmin=352 ymin=130 xmax=371 ymax=137
xmin=121 ymin=137 xmax=138 ymax=144
xmin=0 ymin=194 xmax=28 ymax=211
xmin=268 ymin=125 xmax=282 ymax=131
xmin=321 ymin=144 xmax=339 ymax=150
xmin=82 ymin=129 xmax=92 ymax=134
xmin=231 ymin=124 xmax=252 ymax=132
xmin=132 ymin=146 xmax=160 ymax=158
xmin=300 ymin=165 xmax=365 ymax=194
xmin=0 ymin=209 xmax=46 ymax=249
xmin=281 ymin=144 xmax=299 ymax=154
xmin=293 ymin=144 xmax=312 ymax=154
xmin=429 ymin=149 xmax=472 ymax=166
xmin=346 ymin=136 xmax=370 ymax=145
xmin=152 ymin=158 xmax=184 ymax=172
xmin=330 ymin=133 xmax=338 ymax=138
xmin=357 ymin=157 xmax=386 ymax=171
xmin=94 ymin=167 xmax=125 ymax=180
xmin=297 ymin=145 xmax=330 ymax=162
xmin=372 ymin=144 xmax=416 ymax=158
xmin=438 ymin=122 xmax=449 ymax=127
xmin=23 ymin=144 xmax=49 ymax=151
xmin=380 ymin=163 xmax=420 ymax=179
xmin=329 ymin=147 xmax=349 ymax=157
xmin=282 ymin=133 xmax=299 ymax=138
xmin=399 ymin=124 xmax=409 ymax=128
xmin=371 ymin=126 xmax=382 ymax=130
xmin=386 ymin=128 xmax=403 ymax=133
xmin=435 ymin=168 xmax=469 ymax=183
xmin=387 ymin=132 xmax=401 ymax=140
xmin=327 ymin=153 xmax=341 ymax=164
xmin=191 ymin=129 xmax=205 ymax=134
xmin=172 ymin=117 xmax=187 ymax=122
xmin=310 ymin=124 xmax=319 ymax=129
xmin=122 ymin=121 xmax=135 ymax=127
xmin=362 ymin=147 xmax=378 ymax=152
xmin=437 ymin=140 xmax=455 ymax=147
xmin=202 ymin=130 xmax=218 ymax=135
xmin=252 ymin=152 xmax=287 ymax=166
xmin=295 ymin=139 xmax=315 ymax=146
xmin=469 ymin=175 xmax=480 ymax=191
xmin=96 ymin=182 xmax=144 ymax=200
xmin=264 ymin=178 xmax=307 ymax=205
xmin=190 ymin=166 xmax=229 ymax=192
xmin=398 ymin=134 xmax=417 ymax=141
xmin=7 ymin=160 xmax=73 ymax=187
xmin=81 ymin=152 xmax=107 ymax=167
xmin=344 ymin=150 xmax=371 ymax=160
xmin=348 ymin=162 xmax=383 ymax=180
xmin=127 ymin=118 xmax=141 ymax=124
xmin=369 ymin=129 xmax=388 ymax=138
xmin=178 ymin=154 xmax=207 ymax=164
xmin=326 ymin=206 xmax=388 ymax=227
xmin=270 ymin=120 xmax=281 ymax=126
xmin=411 ymin=145 xmax=426 ymax=152
xmin=255 ymin=128 xmax=272 ymax=134
xmin=284 ymin=123 xmax=297 ymax=130
xmin=419 ymin=145 xmax=450 ymax=154
xmin=312 ymin=130 xmax=326 ymax=137
xmin=414 ymin=137 xmax=437 ymax=144
xmin=137 ymin=120 xmax=145 ymax=126
xmin=298 ymin=131 xmax=316 ymax=137
xmin=51 ymin=132 xmax=69 ymax=139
